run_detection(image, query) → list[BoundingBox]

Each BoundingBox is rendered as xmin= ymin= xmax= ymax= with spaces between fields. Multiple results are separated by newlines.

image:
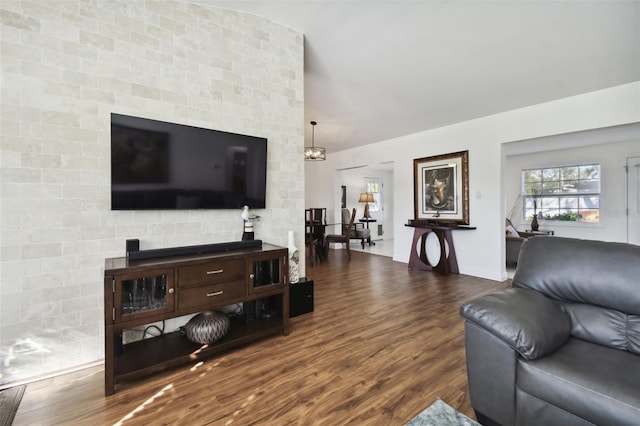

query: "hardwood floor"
xmin=14 ymin=250 xmax=508 ymax=425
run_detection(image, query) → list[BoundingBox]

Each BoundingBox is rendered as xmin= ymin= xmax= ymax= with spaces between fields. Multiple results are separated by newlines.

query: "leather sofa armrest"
xmin=460 ymin=288 xmax=571 ymax=359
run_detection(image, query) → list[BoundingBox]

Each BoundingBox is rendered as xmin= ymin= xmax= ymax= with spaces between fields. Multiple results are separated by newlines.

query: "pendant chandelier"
xmin=304 ymin=120 xmax=326 ymax=161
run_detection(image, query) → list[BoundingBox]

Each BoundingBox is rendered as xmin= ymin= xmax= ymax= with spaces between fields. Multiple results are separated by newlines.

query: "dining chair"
xmin=311 ymin=208 xmax=326 ymax=226
xmin=340 ymin=207 xmax=370 ymax=249
xmin=307 ymin=208 xmax=329 ymax=262
xmin=324 ymin=207 xmax=356 ymax=261
xmin=304 ymin=209 xmax=318 ymax=265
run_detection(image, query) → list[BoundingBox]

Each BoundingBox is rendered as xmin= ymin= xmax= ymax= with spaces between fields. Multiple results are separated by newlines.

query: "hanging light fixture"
xmin=304 ymin=120 xmax=326 ymax=161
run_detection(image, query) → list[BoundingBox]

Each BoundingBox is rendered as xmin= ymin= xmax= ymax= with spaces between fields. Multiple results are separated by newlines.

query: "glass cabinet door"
xmin=114 ymin=269 xmax=175 ymax=323
xmin=248 ymin=254 xmax=285 ymax=294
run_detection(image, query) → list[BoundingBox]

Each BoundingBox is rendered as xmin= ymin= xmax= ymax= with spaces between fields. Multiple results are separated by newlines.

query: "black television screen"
xmin=111 ymin=113 xmax=267 ymax=210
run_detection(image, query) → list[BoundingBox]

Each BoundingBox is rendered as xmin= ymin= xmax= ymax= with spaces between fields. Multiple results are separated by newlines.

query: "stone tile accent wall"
xmin=0 ymin=0 xmax=304 ymax=385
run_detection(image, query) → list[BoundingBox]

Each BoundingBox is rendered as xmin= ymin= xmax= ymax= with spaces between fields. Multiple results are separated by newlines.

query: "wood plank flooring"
xmin=14 ymin=250 xmax=508 ymax=425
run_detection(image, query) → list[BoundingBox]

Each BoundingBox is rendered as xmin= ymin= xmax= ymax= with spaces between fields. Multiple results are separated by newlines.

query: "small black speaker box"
xmin=290 ymin=278 xmax=314 ymax=318
xmin=126 ymin=239 xmax=139 ymax=258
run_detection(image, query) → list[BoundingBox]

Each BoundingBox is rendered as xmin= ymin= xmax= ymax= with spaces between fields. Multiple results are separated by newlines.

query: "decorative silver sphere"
xmin=184 ymin=311 xmax=230 ymax=345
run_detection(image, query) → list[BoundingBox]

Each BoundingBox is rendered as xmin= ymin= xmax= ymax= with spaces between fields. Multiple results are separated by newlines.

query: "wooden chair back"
xmin=324 ymin=208 xmax=356 ymax=262
xmin=305 ymin=209 xmax=318 ymax=265
xmin=311 ymin=208 xmax=326 ymax=225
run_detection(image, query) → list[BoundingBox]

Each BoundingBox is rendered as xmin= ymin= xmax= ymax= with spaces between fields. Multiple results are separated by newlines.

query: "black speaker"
xmin=290 ymin=278 xmax=314 ymax=318
xmin=126 ymin=239 xmax=139 ymax=258
xmin=126 ymin=240 xmax=262 ymax=261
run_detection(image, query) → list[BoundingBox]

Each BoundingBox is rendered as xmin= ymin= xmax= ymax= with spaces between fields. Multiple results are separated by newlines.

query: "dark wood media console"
xmin=103 ymin=242 xmax=289 ymax=395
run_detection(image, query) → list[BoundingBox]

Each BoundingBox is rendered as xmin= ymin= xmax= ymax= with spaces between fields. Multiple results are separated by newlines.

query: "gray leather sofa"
xmin=460 ymin=236 xmax=640 ymax=425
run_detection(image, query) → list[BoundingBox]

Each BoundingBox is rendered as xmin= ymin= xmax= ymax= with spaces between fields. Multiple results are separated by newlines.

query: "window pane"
xmin=561 ymin=208 xmax=575 ymax=219
xmin=539 ymin=197 xmax=558 ymax=220
xmin=370 ymin=193 xmax=380 ymax=212
xmin=524 ymin=197 xmax=537 ymax=209
xmin=541 ymin=182 xmax=561 ymax=193
xmin=542 ymin=168 xmax=560 ymax=181
xmin=540 ymin=197 xmax=558 ymax=208
xmin=579 ymin=210 xmax=599 ymax=223
xmin=579 ymin=165 xmax=600 ymax=180
xmin=577 ymin=179 xmax=600 ymax=193
xmin=540 ymin=208 xmax=558 ymax=219
xmin=524 ymin=183 xmax=542 ymax=195
xmin=579 ymin=196 xmax=599 ymax=209
xmin=560 ymin=197 xmax=578 ymax=208
xmin=524 ymin=169 xmax=541 ymax=182
xmin=555 ymin=210 xmax=579 ymax=221
xmin=561 ymin=180 xmax=579 ymax=192
xmin=561 ymin=166 xmax=579 ymax=180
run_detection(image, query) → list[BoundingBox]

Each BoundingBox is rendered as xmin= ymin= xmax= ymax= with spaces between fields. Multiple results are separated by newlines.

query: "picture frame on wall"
xmin=413 ymin=150 xmax=469 ymax=224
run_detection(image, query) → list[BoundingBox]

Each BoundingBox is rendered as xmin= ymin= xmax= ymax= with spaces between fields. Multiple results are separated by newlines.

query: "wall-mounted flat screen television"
xmin=111 ymin=113 xmax=267 ymax=210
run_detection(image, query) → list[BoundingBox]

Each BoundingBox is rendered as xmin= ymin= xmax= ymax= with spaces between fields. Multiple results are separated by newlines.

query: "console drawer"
xmin=177 ymin=259 xmax=245 ymax=287
xmin=178 ymin=280 xmax=245 ymax=310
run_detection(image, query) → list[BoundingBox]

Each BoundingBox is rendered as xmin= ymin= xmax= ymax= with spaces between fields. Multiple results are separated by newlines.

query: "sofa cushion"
xmin=355 ymin=228 xmax=370 ymax=238
xmin=563 ymin=303 xmax=640 ymax=355
xmin=517 ymin=338 xmax=640 ymax=425
xmin=515 ymin=389 xmax=594 ymax=426
xmin=513 ymin=237 xmax=640 ymax=315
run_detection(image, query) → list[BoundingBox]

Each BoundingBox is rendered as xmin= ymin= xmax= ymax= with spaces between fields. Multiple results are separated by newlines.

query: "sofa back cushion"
xmin=562 ymin=303 xmax=640 ymax=355
xmin=512 ymin=237 xmax=640 ymax=315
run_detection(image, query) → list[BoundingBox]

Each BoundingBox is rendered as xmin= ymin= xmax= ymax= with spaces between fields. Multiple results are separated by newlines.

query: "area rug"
xmin=0 ymin=385 xmax=26 ymax=426
xmin=406 ymin=399 xmax=481 ymax=426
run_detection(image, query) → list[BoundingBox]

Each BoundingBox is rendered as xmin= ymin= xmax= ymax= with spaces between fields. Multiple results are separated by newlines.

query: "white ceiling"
xmin=203 ymin=1 xmax=639 ymax=154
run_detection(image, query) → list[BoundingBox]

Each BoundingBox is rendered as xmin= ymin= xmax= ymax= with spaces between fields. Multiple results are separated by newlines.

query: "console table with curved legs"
xmin=406 ymin=222 xmax=476 ymax=275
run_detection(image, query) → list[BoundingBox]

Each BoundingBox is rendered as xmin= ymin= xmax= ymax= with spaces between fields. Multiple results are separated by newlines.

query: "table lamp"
xmin=358 ymin=192 xmax=374 ymax=218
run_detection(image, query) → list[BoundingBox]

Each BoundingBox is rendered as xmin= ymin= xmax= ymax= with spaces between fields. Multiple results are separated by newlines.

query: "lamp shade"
xmin=358 ymin=192 xmax=374 ymax=218
xmin=358 ymin=193 xmax=374 ymax=203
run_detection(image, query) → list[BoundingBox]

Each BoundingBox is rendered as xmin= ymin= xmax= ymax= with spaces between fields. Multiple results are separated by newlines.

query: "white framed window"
xmin=365 ymin=179 xmax=381 ymax=213
xmin=522 ymin=163 xmax=600 ymax=223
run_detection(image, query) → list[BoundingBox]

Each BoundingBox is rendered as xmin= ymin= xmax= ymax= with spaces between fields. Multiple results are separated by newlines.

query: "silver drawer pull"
xmin=206 ymin=291 xmax=224 ymax=297
xmin=206 ymin=269 xmax=224 ymax=275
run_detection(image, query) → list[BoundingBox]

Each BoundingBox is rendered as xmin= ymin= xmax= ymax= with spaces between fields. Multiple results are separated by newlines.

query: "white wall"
xmin=305 ymin=82 xmax=640 ymax=281
xmin=505 ymin=137 xmax=640 ymax=242
xmin=0 ymin=1 xmax=304 ymax=385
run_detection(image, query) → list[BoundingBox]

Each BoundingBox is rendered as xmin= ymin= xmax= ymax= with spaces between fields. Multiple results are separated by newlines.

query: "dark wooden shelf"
xmin=114 ymin=316 xmax=284 ymax=382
